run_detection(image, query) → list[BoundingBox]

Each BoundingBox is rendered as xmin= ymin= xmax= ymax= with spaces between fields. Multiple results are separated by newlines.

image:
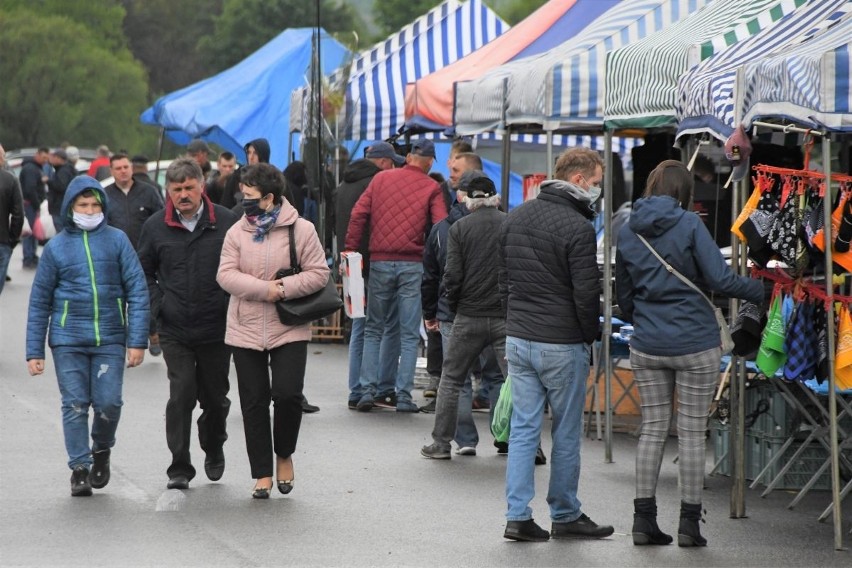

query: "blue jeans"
xmin=0 ymin=244 xmax=11 ymax=295
xmin=347 ymin=315 xmax=399 ymax=401
xmin=504 ymin=337 xmax=590 ymax=522
xmin=360 ymin=261 xmax=423 ymax=403
xmin=22 ymin=201 xmax=38 ymax=264
xmin=53 ymin=344 xmax=126 ymax=469
xmin=439 ymin=320 xmax=477 ymax=449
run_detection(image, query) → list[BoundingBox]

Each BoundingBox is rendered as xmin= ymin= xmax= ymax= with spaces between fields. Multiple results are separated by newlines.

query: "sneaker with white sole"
xmin=456 ymin=446 xmax=477 ymax=456
xmin=421 ymin=443 xmax=451 ymax=459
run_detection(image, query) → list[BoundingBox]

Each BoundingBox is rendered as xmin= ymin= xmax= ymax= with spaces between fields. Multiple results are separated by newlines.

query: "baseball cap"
xmin=365 ymin=141 xmax=404 ymax=165
xmin=410 ymin=139 xmax=436 ymax=158
xmin=465 ymin=175 xmax=497 ymax=198
xmin=724 ymin=125 xmax=752 ymax=183
xmin=131 ymin=154 xmax=149 ymax=165
xmin=187 ymin=139 xmax=210 ymax=154
xmin=51 ymin=148 xmax=67 ymax=161
xmin=458 ymin=169 xmax=488 ymax=192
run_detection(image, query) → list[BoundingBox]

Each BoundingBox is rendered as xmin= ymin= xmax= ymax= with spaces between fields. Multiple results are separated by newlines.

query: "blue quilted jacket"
xmin=26 ymin=176 xmax=149 ymax=360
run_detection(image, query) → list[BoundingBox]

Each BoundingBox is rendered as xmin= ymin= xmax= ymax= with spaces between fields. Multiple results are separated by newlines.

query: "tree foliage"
xmin=199 ymin=0 xmax=361 ymax=72
xmin=0 ymin=9 xmax=151 ymax=151
xmin=497 ymin=0 xmax=548 ymax=25
xmin=372 ymin=0 xmax=441 ymax=36
xmin=121 ymin=0 xmax=223 ymax=97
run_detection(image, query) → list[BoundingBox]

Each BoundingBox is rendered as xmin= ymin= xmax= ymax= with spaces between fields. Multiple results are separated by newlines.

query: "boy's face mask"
xmin=73 ymin=211 xmax=104 ymax=231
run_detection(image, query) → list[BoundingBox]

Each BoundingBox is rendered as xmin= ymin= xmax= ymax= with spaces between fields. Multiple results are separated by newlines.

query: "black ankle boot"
xmin=632 ymin=497 xmax=673 ymax=545
xmin=678 ymin=501 xmax=707 ymax=547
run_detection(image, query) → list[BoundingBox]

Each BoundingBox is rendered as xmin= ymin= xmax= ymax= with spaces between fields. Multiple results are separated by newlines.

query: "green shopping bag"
xmin=491 ymin=376 xmax=512 ymax=443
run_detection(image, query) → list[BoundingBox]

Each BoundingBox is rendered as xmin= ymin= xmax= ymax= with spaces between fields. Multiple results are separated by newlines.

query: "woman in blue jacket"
xmin=26 ymin=176 xmax=149 ymax=497
xmin=616 ymin=161 xmax=763 ymax=547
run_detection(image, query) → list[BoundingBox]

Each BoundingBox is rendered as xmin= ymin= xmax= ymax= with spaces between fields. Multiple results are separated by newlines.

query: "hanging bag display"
xmin=812 ymin=185 xmax=852 ymax=273
xmin=756 ymin=292 xmax=787 ymax=377
xmin=731 ymin=185 xmax=763 ymax=242
xmin=274 ymin=224 xmax=343 ymax=326
xmin=635 ymin=234 xmax=734 ymax=355
xmin=834 ymin=305 xmax=852 ymax=390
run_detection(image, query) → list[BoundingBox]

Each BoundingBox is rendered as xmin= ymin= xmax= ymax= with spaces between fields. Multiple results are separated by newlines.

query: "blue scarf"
xmin=247 ymin=206 xmax=281 ymax=243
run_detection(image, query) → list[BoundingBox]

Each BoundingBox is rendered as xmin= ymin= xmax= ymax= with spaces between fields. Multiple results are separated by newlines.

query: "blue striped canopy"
xmin=344 ymin=0 xmax=507 ymax=141
xmin=453 ymin=0 xmax=707 ymax=135
xmin=676 ymin=0 xmax=852 ymax=140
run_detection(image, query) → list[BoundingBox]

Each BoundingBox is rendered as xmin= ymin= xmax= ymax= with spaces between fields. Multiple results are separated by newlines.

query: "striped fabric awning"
xmin=604 ymin=0 xmax=808 ymax=130
xmin=739 ymin=15 xmax=851 ymax=131
xmin=676 ymin=0 xmax=852 ymax=141
xmin=454 ymin=0 xmax=707 ymax=136
xmin=404 ymin=0 xmax=622 ymax=132
xmin=343 ymin=0 xmax=507 ymax=141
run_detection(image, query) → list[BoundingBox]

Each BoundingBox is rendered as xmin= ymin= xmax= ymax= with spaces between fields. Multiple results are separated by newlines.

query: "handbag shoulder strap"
xmin=288 ymin=224 xmax=301 ymax=274
xmin=635 ymin=233 xmax=716 ymax=312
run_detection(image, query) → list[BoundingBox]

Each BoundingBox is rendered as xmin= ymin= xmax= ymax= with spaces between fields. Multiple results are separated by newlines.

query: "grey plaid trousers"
xmin=630 ymin=346 xmax=721 ymax=504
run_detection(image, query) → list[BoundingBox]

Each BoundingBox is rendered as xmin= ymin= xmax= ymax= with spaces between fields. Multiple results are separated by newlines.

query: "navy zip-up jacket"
xmin=616 ymin=195 xmax=763 ymax=357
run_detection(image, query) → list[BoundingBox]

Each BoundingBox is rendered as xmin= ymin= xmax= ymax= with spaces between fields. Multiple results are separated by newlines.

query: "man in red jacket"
xmin=345 ymin=139 xmax=446 ymax=412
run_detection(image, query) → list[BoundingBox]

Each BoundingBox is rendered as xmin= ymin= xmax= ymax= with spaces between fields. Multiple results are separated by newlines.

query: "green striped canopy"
xmin=604 ymin=0 xmax=808 ymax=130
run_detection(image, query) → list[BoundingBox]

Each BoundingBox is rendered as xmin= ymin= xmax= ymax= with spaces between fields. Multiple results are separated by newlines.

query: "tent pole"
xmin=729 ymin=69 xmax=747 ymax=520
xmin=155 ymin=127 xmax=165 ymax=195
xmin=546 ymin=131 xmax=554 ymax=178
xmin=603 ymin=129 xmax=614 ymax=463
xmin=822 ymin=136 xmax=843 ymax=550
xmin=501 ymin=127 xmax=511 ymax=207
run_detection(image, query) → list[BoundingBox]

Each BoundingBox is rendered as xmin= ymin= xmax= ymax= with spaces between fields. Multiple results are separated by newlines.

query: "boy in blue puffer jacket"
xmin=26 ymin=176 xmax=149 ymax=497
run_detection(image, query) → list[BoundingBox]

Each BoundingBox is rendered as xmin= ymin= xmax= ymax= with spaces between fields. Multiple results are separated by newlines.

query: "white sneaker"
xmin=456 ymin=446 xmax=477 ymax=456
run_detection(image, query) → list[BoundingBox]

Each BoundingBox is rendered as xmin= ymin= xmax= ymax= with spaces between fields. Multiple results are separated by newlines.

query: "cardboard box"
xmin=341 ymin=252 xmax=365 ymax=318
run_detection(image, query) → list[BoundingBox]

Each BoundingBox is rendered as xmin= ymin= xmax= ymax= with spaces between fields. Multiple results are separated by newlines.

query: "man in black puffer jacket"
xmin=334 ymin=142 xmax=403 ymax=409
xmin=420 ymin=173 xmax=508 ymax=460
xmin=137 ymin=158 xmax=238 ymax=490
xmin=499 ymin=147 xmax=613 ymax=543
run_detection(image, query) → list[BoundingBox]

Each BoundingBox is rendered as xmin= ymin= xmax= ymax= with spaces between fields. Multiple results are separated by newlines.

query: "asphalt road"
xmin=1 ymin=246 xmax=849 ymax=567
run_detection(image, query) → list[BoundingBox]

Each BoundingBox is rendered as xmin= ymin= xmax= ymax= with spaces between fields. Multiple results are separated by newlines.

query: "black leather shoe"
xmin=535 ymin=446 xmax=547 ymax=465
xmin=252 ymin=484 xmax=271 ymax=499
xmin=70 ymin=465 xmax=92 ymax=497
xmin=301 ymin=398 xmax=320 ymax=413
xmin=552 ymin=514 xmax=614 ymax=539
xmin=204 ymin=449 xmax=225 ymax=481
xmin=504 ymin=519 xmax=550 ymax=542
xmin=167 ymin=475 xmax=190 ymax=490
xmin=90 ymin=449 xmax=111 ymax=489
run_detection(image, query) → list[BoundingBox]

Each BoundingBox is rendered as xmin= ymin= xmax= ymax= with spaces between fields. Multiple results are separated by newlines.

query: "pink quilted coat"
xmin=217 ymin=202 xmax=329 ymax=351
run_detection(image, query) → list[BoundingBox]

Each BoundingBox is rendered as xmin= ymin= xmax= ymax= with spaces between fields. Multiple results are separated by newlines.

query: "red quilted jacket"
xmin=345 ymin=165 xmax=446 ymax=262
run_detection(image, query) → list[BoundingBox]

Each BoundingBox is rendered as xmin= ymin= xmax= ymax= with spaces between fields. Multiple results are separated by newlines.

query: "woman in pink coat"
xmin=217 ymin=163 xmax=329 ymax=499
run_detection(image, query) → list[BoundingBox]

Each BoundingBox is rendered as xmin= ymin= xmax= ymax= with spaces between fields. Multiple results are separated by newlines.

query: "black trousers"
xmin=161 ymin=339 xmax=232 ymax=480
xmin=232 ymin=342 xmax=307 ymax=479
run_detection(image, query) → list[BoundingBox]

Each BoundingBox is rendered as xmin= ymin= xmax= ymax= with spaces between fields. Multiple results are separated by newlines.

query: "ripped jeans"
xmin=52 ymin=344 xmax=126 ymax=469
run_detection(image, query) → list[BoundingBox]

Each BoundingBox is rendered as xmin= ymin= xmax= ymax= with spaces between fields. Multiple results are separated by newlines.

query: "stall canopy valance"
xmin=343 ymin=0 xmax=507 ymax=141
xmin=604 ymin=0 xmax=810 ymax=130
xmin=453 ymin=0 xmax=709 ymax=136
xmin=676 ymin=0 xmax=852 ymax=141
xmin=141 ymin=28 xmax=347 ymax=167
xmin=738 ymin=14 xmax=851 ymax=132
xmin=403 ymin=0 xmax=621 ymax=133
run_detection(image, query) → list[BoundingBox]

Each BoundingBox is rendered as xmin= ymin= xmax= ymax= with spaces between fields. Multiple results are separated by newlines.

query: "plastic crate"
xmin=711 ymin=421 xmax=730 ymax=475
xmin=711 ymin=422 xmax=756 ymax=479
xmin=759 ymin=437 xmax=831 ymax=490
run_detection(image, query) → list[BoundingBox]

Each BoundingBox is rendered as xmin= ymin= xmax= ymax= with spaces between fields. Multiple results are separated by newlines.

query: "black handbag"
xmin=274 ymin=224 xmax=342 ymax=326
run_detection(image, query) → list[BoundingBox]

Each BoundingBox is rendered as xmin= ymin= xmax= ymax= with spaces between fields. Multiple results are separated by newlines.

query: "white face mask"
xmin=587 ymin=184 xmax=602 ymax=203
xmin=72 ymin=211 xmax=104 ymax=231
